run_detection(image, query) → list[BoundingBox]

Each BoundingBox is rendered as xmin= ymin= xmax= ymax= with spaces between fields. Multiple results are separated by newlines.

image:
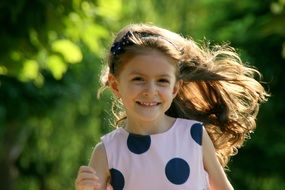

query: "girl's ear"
xmin=172 ymin=80 xmax=182 ymax=97
xmin=108 ymin=74 xmax=121 ymax=98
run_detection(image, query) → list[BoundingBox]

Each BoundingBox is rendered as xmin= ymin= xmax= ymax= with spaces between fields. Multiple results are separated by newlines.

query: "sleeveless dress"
xmin=101 ymin=118 xmax=209 ymax=190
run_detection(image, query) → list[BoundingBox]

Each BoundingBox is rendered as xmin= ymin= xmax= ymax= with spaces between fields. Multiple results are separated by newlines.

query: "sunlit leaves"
xmin=47 ymin=55 xmax=67 ymax=80
xmin=97 ymin=0 xmax=122 ymax=21
xmin=19 ymin=60 xmax=43 ymax=85
xmin=64 ymin=10 xmax=109 ymax=55
xmin=271 ymin=0 xmax=285 ymax=14
xmin=0 ymin=0 xmax=122 ymax=189
xmin=20 ymin=60 xmax=39 ymax=80
xmin=51 ymin=39 xmax=83 ymax=64
xmin=0 ymin=66 xmax=8 ymax=75
xmin=81 ymin=24 xmax=108 ymax=54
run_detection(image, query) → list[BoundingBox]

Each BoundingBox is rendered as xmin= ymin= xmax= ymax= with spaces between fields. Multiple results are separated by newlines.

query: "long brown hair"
xmin=100 ymin=23 xmax=269 ymax=167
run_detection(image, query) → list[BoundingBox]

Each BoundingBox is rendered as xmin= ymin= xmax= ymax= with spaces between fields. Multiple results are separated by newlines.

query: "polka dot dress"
xmin=101 ymin=118 xmax=209 ymax=190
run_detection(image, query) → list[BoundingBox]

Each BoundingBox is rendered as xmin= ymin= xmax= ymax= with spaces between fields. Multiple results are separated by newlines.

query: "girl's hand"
xmin=75 ymin=166 xmax=113 ymax=190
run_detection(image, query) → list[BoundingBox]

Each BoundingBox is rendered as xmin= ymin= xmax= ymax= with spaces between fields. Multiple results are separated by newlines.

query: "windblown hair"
xmin=100 ymin=23 xmax=269 ymax=167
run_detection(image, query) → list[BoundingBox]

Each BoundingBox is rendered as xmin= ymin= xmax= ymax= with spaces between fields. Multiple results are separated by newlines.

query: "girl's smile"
xmin=135 ymin=101 xmax=161 ymax=107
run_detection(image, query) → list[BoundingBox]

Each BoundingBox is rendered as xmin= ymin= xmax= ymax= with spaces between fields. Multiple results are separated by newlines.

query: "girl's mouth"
xmin=136 ymin=101 xmax=160 ymax=106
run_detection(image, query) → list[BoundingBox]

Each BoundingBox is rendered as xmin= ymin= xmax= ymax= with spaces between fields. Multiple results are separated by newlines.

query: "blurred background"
xmin=0 ymin=0 xmax=284 ymax=189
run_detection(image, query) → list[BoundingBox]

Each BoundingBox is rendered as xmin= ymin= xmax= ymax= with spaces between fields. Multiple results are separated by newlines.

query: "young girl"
xmin=75 ymin=23 xmax=269 ymax=190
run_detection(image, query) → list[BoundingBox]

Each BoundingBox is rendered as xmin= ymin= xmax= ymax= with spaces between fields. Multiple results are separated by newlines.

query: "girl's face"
xmin=109 ymin=49 xmax=181 ymax=123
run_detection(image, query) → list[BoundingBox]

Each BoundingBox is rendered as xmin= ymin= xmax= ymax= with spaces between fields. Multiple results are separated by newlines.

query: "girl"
xmin=75 ymin=23 xmax=269 ymax=190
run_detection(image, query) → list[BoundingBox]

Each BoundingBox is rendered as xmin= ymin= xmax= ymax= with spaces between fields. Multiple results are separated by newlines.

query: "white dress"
xmin=101 ymin=118 xmax=209 ymax=190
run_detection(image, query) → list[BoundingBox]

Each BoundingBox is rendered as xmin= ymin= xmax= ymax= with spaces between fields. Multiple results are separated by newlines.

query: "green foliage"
xmin=0 ymin=0 xmax=284 ymax=189
xmin=0 ymin=0 xmax=119 ymax=189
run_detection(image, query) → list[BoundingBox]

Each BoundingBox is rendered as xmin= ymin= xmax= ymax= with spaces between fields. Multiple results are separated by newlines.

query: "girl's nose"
xmin=143 ymin=82 xmax=158 ymax=97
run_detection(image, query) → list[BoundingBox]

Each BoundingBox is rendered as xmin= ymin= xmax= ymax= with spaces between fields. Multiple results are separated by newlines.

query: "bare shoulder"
xmin=89 ymin=142 xmax=110 ymax=187
xmin=202 ymin=128 xmax=234 ymax=190
xmin=89 ymin=142 xmax=109 ymax=170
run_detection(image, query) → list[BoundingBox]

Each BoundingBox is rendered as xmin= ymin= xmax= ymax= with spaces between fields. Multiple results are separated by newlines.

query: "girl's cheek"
xmin=130 ymin=83 xmax=145 ymax=89
xmin=127 ymin=85 xmax=142 ymax=93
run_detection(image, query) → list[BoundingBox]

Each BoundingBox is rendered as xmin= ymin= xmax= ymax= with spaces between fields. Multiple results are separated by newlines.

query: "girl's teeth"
xmin=140 ymin=102 xmax=157 ymax=106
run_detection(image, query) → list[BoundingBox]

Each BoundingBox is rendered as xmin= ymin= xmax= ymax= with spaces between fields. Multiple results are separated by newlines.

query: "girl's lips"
xmin=136 ymin=101 xmax=160 ymax=106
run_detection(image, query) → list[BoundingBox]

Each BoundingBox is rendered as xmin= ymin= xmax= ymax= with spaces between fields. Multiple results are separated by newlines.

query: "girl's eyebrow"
xmin=129 ymin=71 xmax=144 ymax=75
xmin=129 ymin=71 xmax=172 ymax=78
xmin=158 ymin=74 xmax=172 ymax=78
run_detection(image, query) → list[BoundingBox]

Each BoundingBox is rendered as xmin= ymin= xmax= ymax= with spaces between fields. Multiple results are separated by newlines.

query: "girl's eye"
xmin=132 ymin=77 xmax=144 ymax=81
xmin=158 ymin=79 xmax=170 ymax=83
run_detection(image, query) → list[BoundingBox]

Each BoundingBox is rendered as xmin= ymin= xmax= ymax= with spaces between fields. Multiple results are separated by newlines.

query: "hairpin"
xmin=110 ymin=31 xmax=134 ymax=56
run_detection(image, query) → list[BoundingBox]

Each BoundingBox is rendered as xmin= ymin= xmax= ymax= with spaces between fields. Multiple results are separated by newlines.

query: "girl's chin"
xmin=132 ymin=112 xmax=164 ymax=122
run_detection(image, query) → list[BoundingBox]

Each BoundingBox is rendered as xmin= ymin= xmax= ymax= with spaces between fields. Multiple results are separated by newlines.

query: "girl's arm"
xmin=75 ymin=142 xmax=111 ymax=190
xmin=203 ymin=128 xmax=234 ymax=190
xmin=89 ymin=142 xmax=110 ymax=189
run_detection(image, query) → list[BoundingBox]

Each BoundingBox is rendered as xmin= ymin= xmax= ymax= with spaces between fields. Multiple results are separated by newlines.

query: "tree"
xmin=0 ymin=0 xmax=121 ymax=189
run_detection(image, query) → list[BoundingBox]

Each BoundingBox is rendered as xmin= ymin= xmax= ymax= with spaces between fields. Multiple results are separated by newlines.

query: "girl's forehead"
xmin=122 ymin=52 xmax=177 ymax=75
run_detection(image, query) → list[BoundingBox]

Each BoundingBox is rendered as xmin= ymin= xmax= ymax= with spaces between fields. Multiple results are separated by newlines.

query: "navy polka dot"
xmin=127 ymin=134 xmax=151 ymax=154
xmin=165 ymin=158 xmax=190 ymax=185
xmin=110 ymin=168 xmax=125 ymax=190
xmin=190 ymin=123 xmax=203 ymax=145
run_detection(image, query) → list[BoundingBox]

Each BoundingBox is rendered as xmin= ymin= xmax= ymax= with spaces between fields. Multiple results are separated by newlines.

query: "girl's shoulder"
xmin=176 ymin=117 xmax=203 ymax=127
xmin=101 ymin=127 xmax=127 ymax=143
xmin=175 ymin=118 xmax=205 ymax=145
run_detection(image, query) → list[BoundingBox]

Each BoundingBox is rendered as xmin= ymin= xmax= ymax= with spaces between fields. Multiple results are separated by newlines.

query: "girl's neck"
xmin=124 ymin=115 xmax=176 ymax=135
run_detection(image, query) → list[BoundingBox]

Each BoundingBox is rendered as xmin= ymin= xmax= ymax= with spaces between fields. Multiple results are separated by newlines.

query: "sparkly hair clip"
xmin=110 ymin=31 xmax=134 ymax=56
